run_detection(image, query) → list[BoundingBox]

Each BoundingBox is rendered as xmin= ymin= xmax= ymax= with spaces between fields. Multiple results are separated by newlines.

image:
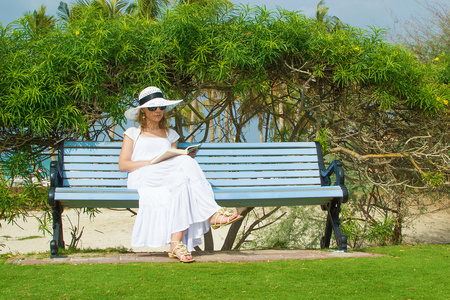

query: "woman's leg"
xmin=170 ymin=231 xmax=194 ymax=262
xmin=171 ymin=231 xmax=184 ymax=245
xmin=209 ymin=208 xmax=243 ymax=229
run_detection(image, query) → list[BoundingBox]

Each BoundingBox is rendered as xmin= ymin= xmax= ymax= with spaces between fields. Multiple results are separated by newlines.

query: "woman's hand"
xmin=188 ymin=149 xmax=198 ymax=158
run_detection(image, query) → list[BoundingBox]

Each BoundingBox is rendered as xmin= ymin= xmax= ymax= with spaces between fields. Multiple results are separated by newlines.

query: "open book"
xmin=150 ymin=144 xmax=201 ymax=165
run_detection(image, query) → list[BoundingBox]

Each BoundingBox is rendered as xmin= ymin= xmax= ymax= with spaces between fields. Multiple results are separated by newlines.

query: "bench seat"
xmin=54 ymin=185 xmax=344 ymax=208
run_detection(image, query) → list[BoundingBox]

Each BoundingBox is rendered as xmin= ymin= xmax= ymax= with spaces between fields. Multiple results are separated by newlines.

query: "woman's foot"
xmin=210 ymin=208 xmax=243 ymax=229
xmin=168 ymin=241 xmax=195 ymax=263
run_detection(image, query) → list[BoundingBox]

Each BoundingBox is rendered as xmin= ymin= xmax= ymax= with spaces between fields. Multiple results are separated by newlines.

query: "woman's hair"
xmin=137 ymin=109 xmax=169 ymax=132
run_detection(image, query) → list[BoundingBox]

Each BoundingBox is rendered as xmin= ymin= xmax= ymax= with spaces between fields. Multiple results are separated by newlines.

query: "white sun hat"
xmin=124 ymin=86 xmax=182 ymax=121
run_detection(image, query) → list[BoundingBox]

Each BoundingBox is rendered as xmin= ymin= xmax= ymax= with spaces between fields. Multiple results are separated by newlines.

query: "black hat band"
xmin=139 ymin=92 xmax=164 ymax=106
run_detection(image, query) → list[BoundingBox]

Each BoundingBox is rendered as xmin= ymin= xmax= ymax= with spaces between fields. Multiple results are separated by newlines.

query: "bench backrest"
xmin=58 ymin=141 xmax=325 ymax=189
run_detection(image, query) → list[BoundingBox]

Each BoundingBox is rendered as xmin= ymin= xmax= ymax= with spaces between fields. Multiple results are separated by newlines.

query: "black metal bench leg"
xmin=204 ymin=230 xmax=214 ymax=251
xmin=50 ymin=203 xmax=65 ymax=258
xmin=321 ymin=199 xmax=348 ymax=251
xmin=321 ymin=208 xmax=333 ymax=249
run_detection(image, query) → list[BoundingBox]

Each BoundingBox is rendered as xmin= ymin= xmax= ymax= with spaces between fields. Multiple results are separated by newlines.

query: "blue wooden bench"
xmin=48 ymin=141 xmax=348 ymax=257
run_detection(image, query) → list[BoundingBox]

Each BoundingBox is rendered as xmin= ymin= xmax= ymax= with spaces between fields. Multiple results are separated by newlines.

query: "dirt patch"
xmin=0 ymin=208 xmax=227 ymax=254
xmin=402 ymin=204 xmax=450 ymax=244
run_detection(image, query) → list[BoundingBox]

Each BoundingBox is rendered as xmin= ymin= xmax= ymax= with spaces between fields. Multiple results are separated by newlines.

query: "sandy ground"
xmin=0 ymin=208 xmax=228 ymax=255
xmin=1 ymin=206 xmax=449 ymax=255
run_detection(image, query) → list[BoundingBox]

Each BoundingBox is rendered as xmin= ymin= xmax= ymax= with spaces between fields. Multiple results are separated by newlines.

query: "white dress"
xmin=124 ymin=126 xmax=220 ymax=252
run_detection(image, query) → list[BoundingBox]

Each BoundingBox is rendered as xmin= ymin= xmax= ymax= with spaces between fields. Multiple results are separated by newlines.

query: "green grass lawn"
xmin=1 ymin=244 xmax=448 ymax=299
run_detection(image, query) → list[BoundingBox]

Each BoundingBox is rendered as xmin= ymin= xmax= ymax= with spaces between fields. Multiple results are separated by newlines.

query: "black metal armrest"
xmin=315 ymin=142 xmax=348 ymax=203
xmin=48 ymin=144 xmax=64 ymax=207
xmin=48 ymin=161 xmax=58 ymax=207
xmin=320 ymin=160 xmax=344 ymax=185
xmin=320 ymin=160 xmax=348 ymax=203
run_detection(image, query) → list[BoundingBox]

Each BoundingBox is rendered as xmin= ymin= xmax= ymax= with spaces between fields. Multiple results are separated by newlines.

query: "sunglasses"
xmin=147 ymin=106 xmax=167 ymax=112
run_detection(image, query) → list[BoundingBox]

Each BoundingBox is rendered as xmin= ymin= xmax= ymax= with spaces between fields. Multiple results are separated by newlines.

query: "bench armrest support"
xmin=320 ymin=160 xmax=344 ymax=186
xmin=48 ymin=142 xmax=64 ymax=207
xmin=315 ymin=142 xmax=348 ymax=203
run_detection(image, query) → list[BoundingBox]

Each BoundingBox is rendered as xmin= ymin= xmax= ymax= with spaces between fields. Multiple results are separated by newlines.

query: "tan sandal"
xmin=168 ymin=241 xmax=195 ymax=263
xmin=211 ymin=208 xmax=243 ymax=230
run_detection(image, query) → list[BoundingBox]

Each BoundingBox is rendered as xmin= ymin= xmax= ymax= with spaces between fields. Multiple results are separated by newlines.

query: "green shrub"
xmin=241 ymin=206 xmax=326 ymax=249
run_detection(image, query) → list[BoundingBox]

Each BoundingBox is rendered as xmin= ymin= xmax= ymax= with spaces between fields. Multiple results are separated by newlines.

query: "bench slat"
xmin=55 ymin=185 xmax=335 ymax=193
xmin=213 ymin=187 xmax=343 ymax=199
xmin=55 ymin=186 xmax=342 ymax=198
xmin=208 ymin=178 xmax=322 ymax=187
xmin=62 ymin=155 xmax=318 ymax=164
xmin=62 ymin=179 xmax=127 ymax=186
xmin=54 ymin=185 xmax=342 ymax=208
xmin=64 ymin=164 xmax=120 ymax=171
xmin=199 ymin=148 xmax=318 ymax=156
xmin=63 ymin=147 xmax=319 ymax=157
xmin=63 ymin=148 xmax=122 ymax=156
xmin=63 ymin=141 xmax=318 ymax=149
xmin=62 ymin=162 xmax=321 ymax=172
xmin=64 ymin=141 xmax=122 ymax=148
xmin=62 ymin=177 xmax=322 ymax=187
xmin=56 ymin=187 xmax=130 ymax=192
xmin=196 ymin=156 xmax=319 ymax=164
xmin=199 ymin=163 xmax=319 ymax=171
xmin=54 ymin=198 xmax=334 ymax=208
xmin=64 ymin=156 xmax=119 ymax=163
xmin=179 ymin=142 xmax=318 ymax=149
xmin=202 ymin=170 xmax=320 ymax=179
xmin=61 ymin=170 xmax=320 ymax=180
xmin=62 ymin=171 xmax=128 ymax=179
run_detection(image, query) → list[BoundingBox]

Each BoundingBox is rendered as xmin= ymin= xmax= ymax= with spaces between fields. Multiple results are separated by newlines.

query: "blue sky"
xmin=0 ymin=0 xmax=433 ymax=32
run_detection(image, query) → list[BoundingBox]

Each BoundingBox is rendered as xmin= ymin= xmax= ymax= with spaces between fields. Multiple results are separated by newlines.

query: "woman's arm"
xmin=118 ymin=135 xmax=152 ymax=172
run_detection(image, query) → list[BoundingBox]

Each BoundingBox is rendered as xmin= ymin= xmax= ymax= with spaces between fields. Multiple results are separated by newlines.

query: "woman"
xmin=119 ymin=86 xmax=242 ymax=263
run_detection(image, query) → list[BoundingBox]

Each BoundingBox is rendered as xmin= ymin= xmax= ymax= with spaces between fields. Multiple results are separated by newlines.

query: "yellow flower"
xmin=437 ymin=97 xmax=448 ymax=105
xmin=75 ymin=30 xmax=80 ymax=35
xmin=434 ymin=57 xmax=439 ymax=61
xmin=354 ymin=47 xmax=360 ymax=51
